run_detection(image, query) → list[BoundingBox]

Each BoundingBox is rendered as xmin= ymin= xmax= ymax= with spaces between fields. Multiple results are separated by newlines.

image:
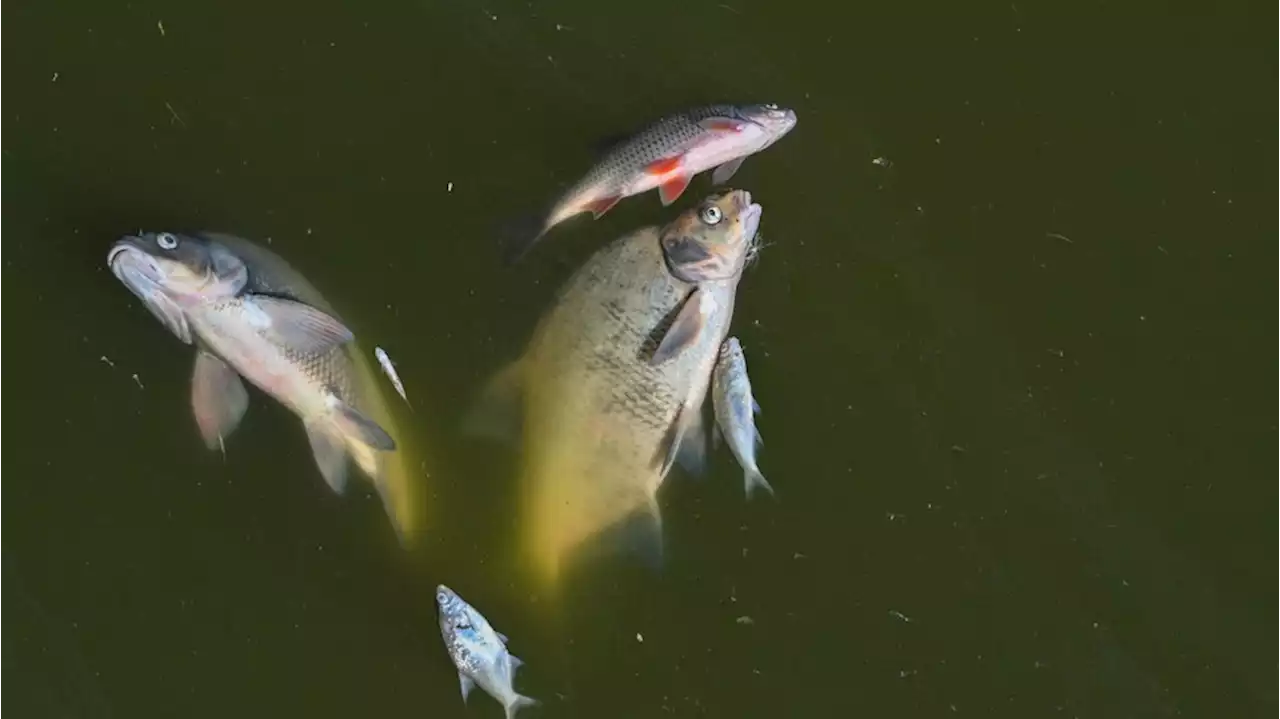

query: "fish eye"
xmin=700 ymin=205 xmax=723 ymax=225
xmin=156 ymin=233 xmax=179 ymax=250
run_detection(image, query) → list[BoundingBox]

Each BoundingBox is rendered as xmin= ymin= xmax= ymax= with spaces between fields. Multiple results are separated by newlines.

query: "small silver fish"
xmin=374 ymin=346 xmax=410 ymax=406
xmin=712 ymin=337 xmax=773 ymax=499
xmin=436 ymin=585 xmax=538 ymax=719
xmin=510 ymin=103 xmax=796 ymax=259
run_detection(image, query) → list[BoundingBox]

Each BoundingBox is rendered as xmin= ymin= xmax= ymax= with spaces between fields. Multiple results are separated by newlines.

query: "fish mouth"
xmin=740 ymin=200 xmax=763 ymax=244
xmin=108 ymin=237 xmax=194 ymax=344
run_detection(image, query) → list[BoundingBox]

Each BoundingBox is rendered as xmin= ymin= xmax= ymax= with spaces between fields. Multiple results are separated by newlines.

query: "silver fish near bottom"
xmin=436 ymin=585 xmax=539 ymax=719
xmin=107 ymin=231 xmax=421 ymax=540
xmin=712 ymin=336 xmax=774 ymax=499
xmin=468 ymin=189 xmax=764 ymax=585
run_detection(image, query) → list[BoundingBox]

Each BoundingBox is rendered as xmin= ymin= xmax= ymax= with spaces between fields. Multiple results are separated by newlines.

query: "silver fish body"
xmin=712 ymin=336 xmax=773 ymax=499
xmin=374 ymin=346 xmax=410 ymax=406
xmin=517 ymin=104 xmax=794 ymax=257
xmin=436 ymin=585 xmax=538 ymax=719
xmin=108 ymin=232 xmax=421 ymax=540
xmin=471 ymin=190 xmax=763 ymax=583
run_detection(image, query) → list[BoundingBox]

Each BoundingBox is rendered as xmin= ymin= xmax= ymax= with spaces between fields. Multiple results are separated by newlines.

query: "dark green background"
xmin=4 ymin=1 xmax=1273 ymax=717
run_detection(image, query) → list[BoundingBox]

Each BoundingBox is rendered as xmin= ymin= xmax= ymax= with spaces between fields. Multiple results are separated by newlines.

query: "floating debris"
xmin=889 ymin=609 xmax=913 ymax=623
xmin=157 ymin=20 xmax=166 ymax=36
xmin=871 ymin=156 xmax=892 ymax=168
xmin=735 ymin=616 xmax=754 ymax=625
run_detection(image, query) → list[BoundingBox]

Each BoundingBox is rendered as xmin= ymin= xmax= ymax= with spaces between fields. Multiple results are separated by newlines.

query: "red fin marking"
xmin=644 ymin=155 xmax=684 ymax=176
xmin=657 ymin=175 xmax=692 ymax=206
xmin=703 ymin=119 xmax=744 ymax=132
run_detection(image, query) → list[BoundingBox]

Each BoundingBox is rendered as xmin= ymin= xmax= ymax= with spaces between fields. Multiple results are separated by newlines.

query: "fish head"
xmin=436 ymin=584 xmax=476 ymax=633
xmin=436 ymin=585 xmax=497 ymax=662
xmin=737 ymin=103 xmax=798 ymax=145
xmin=720 ymin=336 xmax=745 ymax=362
xmin=660 ymin=189 xmax=763 ymax=283
xmin=108 ymin=232 xmax=249 ymax=343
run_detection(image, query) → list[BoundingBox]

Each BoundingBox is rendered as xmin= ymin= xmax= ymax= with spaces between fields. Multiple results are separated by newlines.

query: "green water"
xmin=4 ymin=1 xmax=1274 ymax=717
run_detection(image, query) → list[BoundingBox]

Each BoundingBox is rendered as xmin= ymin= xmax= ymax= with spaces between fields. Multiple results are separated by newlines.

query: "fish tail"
xmin=505 ymin=692 xmax=540 ymax=719
xmin=499 ymin=213 xmax=550 ymax=265
xmin=744 ymin=467 xmax=775 ymax=500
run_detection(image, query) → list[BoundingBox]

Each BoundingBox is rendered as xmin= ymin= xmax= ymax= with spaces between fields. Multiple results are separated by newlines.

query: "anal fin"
xmin=586 ymin=195 xmax=622 ymax=219
xmin=305 ymin=422 xmax=349 ymax=493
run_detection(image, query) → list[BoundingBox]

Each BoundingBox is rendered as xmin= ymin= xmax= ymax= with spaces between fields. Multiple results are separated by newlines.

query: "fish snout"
xmin=739 ymin=199 xmax=763 ymax=244
xmin=107 ymin=238 xmax=164 ymax=286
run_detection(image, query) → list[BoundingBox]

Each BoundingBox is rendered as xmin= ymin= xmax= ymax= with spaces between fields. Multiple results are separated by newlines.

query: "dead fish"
xmin=509 ymin=104 xmax=794 ymax=260
xmin=436 ymin=585 xmax=539 ymax=719
xmin=108 ymin=231 xmax=421 ymax=541
xmin=712 ymin=336 xmax=773 ymax=499
xmin=374 ymin=346 xmax=410 ymax=407
xmin=468 ymin=190 xmax=764 ymax=583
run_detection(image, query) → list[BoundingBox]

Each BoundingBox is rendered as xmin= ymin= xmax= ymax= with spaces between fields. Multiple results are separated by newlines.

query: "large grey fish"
xmin=107 ymin=232 xmax=422 ymax=540
xmin=436 ymin=585 xmax=539 ymax=719
xmin=469 ymin=189 xmax=763 ymax=584
xmin=712 ymin=336 xmax=774 ymax=499
xmin=510 ymin=104 xmax=793 ymax=259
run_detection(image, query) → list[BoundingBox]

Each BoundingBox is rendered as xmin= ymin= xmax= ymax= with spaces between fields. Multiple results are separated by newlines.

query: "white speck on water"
xmin=447 ymin=182 xmax=453 ymax=192
xmin=793 ymin=552 xmax=806 ymax=559
xmin=736 ymin=616 xmax=754 ymax=625
xmin=635 ymin=633 xmax=644 ymax=643
xmin=51 ymin=72 xmax=59 ymax=82
xmin=872 ymin=156 xmax=891 ymax=167
xmin=157 ymin=20 xmax=165 ymax=36
xmin=99 ymin=355 xmax=115 ymax=368
xmin=889 ymin=609 xmax=913 ymax=623
xmin=131 ymin=373 xmax=145 ymax=389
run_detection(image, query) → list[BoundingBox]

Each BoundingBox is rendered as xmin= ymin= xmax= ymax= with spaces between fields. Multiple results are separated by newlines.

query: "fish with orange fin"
xmin=508 ymin=104 xmax=796 ymax=261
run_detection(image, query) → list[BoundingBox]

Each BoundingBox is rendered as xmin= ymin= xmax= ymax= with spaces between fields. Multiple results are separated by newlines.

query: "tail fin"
xmin=745 ymin=468 xmax=775 ymax=500
xmin=499 ymin=214 xmax=549 ymax=266
xmin=505 ymin=693 xmax=540 ymax=719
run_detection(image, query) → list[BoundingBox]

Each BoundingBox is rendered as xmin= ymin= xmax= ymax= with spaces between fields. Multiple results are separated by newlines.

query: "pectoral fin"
xmin=711 ymin=157 xmax=746 ymax=184
xmin=698 ymin=117 xmax=745 ymax=133
xmin=248 ymin=295 xmax=354 ymax=353
xmin=191 ymin=351 xmax=249 ymax=450
xmin=458 ymin=673 xmax=476 ymax=703
xmin=650 ymin=288 xmax=715 ymax=366
xmin=461 ymin=360 xmax=526 ymax=445
xmin=325 ymin=395 xmax=396 ymax=451
xmin=654 ymin=402 xmax=708 ymax=479
xmin=305 ymin=422 xmax=349 ymax=493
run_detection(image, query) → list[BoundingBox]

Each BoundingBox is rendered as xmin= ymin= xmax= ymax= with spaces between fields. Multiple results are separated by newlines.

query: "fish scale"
xmin=580 ymin=105 xmax=744 ymax=196
xmin=510 ymin=196 xmax=753 ymax=580
xmin=513 ymin=104 xmax=794 ymax=260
